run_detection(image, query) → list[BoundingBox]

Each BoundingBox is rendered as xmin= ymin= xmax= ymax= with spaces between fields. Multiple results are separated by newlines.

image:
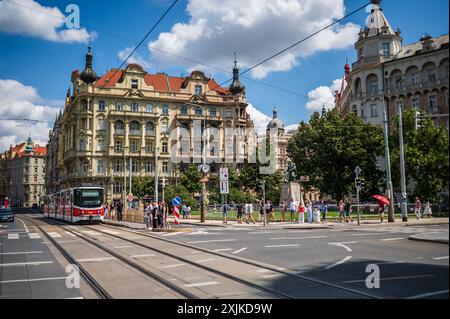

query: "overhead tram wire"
xmin=0 ymin=118 xmax=52 ymax=124
xmin=202 ymin=2 xmax=371 ymax=96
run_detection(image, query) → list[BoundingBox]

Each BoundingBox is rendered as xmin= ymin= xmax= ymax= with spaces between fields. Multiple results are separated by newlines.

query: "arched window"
xmin=115 ymin=121 xmax=124 ymax=134
xmin=195 ymin=107 xmax=203 ymax=116
xmin=161 ymin=119 xmax=169 ymax=133
xmin=181 ymin=105 xmax=188 ymax=115
xmin=130 ymin=121 xmax=140 ymax=135
xmin=145 ymin=122 xmax=154 ymax=135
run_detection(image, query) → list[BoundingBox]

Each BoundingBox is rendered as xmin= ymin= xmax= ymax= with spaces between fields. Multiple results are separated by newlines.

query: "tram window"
xmin=73 ymin=189 xmax=104 ymax=208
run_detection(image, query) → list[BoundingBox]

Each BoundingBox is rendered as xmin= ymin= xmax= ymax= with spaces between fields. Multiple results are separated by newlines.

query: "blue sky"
xmin=0 ymin=0 xmax=448 ymax=150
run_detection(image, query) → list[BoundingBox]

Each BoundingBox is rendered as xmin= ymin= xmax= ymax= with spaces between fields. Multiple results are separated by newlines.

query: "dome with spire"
xmin=364 ymin=0 xmax=395 ymax=38
xmin=229 ymin=56 xmax=245 ymax=95
xmin=25 ymin=136 xmax=33 ymax=154
xmin=267 ymin=108 xmax=284 ymax=130
xmin=80 ymin=46 xmax=97 ymax=84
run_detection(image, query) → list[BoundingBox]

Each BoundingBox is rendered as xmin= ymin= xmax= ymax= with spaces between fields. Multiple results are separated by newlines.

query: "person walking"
xmin=320 ymin=201 xmax=328 ymax=224
xmin=117 ymin=200 xmax=123 ymax=222
xmin=289 ymin=199 xmax=297 ymax=222
xmin=344 ymin=198 xmax=352 ymax=223
xmin=414 ymin=197 xmax=422 ymax=220
xmin=103 ymin=203 xmax=109 ymax=220
xmin=181 ymin=204 xmax=188 ymax=220
xmin=237 ymin=202 xmax=244 ymax=224
xmin=306 ymin=200 xmax=313 ymax=224
xmin=298 ymin=202 xmax=305 ymax=224
xmin=157 ymin=201 xmax=164 ymax=228
xmin=151 ymin=201 xmax=158 ymax=228
xmin=144 ymin=202 xmax=152 ymax=229
xmin=378 ymin=201 xmax=385 ymax=224
xmin=338 ymin=200 xmax=344 ymax=222
xmin=259 ymin=199 xmax=265 ymax=224
xmin=280 ymin=202 xmax=287 ymax=222
xmin=187 ymin=205 xmax=192 ymax=219
xmin=423 ymin=201 xmax=432 ymax=218
xmin=246 ymin=202 xmax=256 ymax=224
xmin=222 ymin=202 xmax=228 ymax=224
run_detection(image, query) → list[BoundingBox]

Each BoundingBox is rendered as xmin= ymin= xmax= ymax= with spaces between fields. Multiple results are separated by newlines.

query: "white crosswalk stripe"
xmin=47 ymin=232 xmax=62 ymax=238
xmin=7 ymin=233 xmax=19 ymax=240
xmin=28 ymin=233 xmax=41 ymax=239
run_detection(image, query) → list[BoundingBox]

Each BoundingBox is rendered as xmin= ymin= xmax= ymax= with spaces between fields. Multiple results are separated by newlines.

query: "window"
xmin=115 ymin=140 xmax=123 ymax=153
xmin=98 ymin=101 xmax=105 ymax=112
xmin=181 ymin=105 xmax=188 ymax=115
xmin=130 ymin=121 xmax=140 ymax=135
xmin=145 ymin=161 xmax=153 ymax=173
xmin=145 ymin=122 xmax=154 ymax=135
xmin=79 ymin=139 xmax=86 ymax=151
xmin=162 ymin=142 xmax=168 ymax=153
xmin=411 ymin=73 xmax=419 ymax=85
xmin=162 ymin=104 xmax=169 ymax=115
xmin=115 ymin=101 xmax=123 ymax=111
xmin=131 ymin=79 xmax=138 ymax=89
xmin=81 ymin=118 xmax=89 ymax=130
xmin=34 ymin=167 xmax=38 ymax=174
xmin=115 ymin=121 xmax=124 ymax=134
xmin=97 ymin=160 xmax=104 ymax=174
xmin=428 ymin=70 xmax=436 ymax=82
xmin=130 ymin=140 xmax=139 ymax=153
xmin=225 ymin=109 xmax=233 ymax=117
xmin=195 ymin=85 xmax=202 ymax=96
xmin=195 ymin=107 xmax=203 ymax=116
xmin=162 ymin=161 xmax=168 ymax=173
xmin=209 ymin=107 xmax=217 ymax=117
xmin=412 ymin=96 xmax=420 ymax=109
xmin=131 ymin=102 xmax=138 ymax=112
xmin=97 ymin=139 xmax=105 ymax=151
xmin=382 ymin=43 xmax=390 ymax=57
xmin=370 ymin=104 xmax=378 ymax=117
xmin=369 ymin=81 xmax=378 ymax=94
xmin=358 ymin=48 xmax=363 ymax=59
xmin=98 ymin=119 xmax=105 ymax=130
xmin=82 ymin=161 xmax=90 ymax=173
xmin=146 ymin=104 xmax=153 ymax=113
xmin=131 ymin=160 xmax=138 ymax=173
xmin=114 ymin=160 xmax=123 ymax=172
xmin=395 ymin=76 xmax=403 ymax=88
xmin=428 ymin=94 xmax=437 ymax=111
xmin=161 ymin=120 xmax=168 ymax=133
xmin=145 ymin=141 xmax=153 ymax=153
xmin=395 ymin=99 xmax=404 ymax=112
xmin=114 ymin=183 xmax=122 ymax=193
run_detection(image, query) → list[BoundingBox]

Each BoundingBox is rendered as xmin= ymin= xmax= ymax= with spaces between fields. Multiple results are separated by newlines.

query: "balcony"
xmin=129 ymin=130 xmax=141 ymax=136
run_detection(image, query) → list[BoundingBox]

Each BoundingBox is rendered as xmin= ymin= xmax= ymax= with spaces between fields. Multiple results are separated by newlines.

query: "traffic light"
xmin=414 ymin=111 xmax=423 ymax=130
xmin=355 ymin=178 xmax=365 ymax=190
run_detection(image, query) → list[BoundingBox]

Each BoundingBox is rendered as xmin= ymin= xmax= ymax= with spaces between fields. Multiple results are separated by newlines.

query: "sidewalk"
xmin=409 ymin=230 xmax=449 ymax=244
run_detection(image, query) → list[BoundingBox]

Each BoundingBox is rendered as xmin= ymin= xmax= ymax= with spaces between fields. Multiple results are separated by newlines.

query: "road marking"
xmin=381 ymin=238 xmax=405 ymax=241
xmin=65 ymin=231 xmax=77 ymax=237
xmin=289 ymin=236 xmax=328 ymax=240
xmin=269 ymin=237 xmax=287 ymax=240
xmin=256 ymin=269 xmax=272 ymax=273
xmin=261 ymin=274 xmax=283 ymax=279
xmin=66 ymin=297 xmax=84 ymax=299
xmin=0 ymin=276 xmax=68 ymax=284
xmin=196 ymin=258 xmax=214 ymax=263
xmin=77 ymin=257 xmax=116 ymax=263
xmin=162 ymin=232 xmax=187 ymax=236
xmin=7 ymin=233 xmax=19 ymax=240
xmin=131 ymin=254 xmax=156 ymax=258
xmin=28 ymin=233 xmax=41 ymax=239
xmin=81 ymin=230 xmax=101 ymax=236
xmin=0 ymin=251 xmax=43 ymax=255
xmin=406 ymin=289 xmax=449 ymax=299
xmin=328 ymin=242 xmax=357 ymax=252
xmin=433 ymin=256 xmax=449 ymax=260
xmin=16 ymin=217 xmax=29 ymax=233
xmin=325 ymin=256 xmax=352 ymax=270
xmin=162 ymin=263 xmax=186 ymax=269
xmin=248 ymin=231 xmax=274 ymax=234
xmin=212 ymin=248 xmax=233 ymax=252
xmin=47 ymin=232 xmax=62 ymax=238
xmin=187 ymin=239 xmax=237 ymax=244
xmin=113 ymin=245 xmax=133 ymax=249
xmin=343 ymin=274 xmax=435 ymax=283
xmin=264 ymin=244 xmax=299 ymax=248
xmin=100 ymin=229 xmax=121 ymax=235
xmin=184 ymin=281 xmax=219 ymax=288
xmin=352 ymin=233 xmax=380 ymax=236
xmin=232 ymin=247 xmax=247 ymax=255
xmin=0 ymin=261 xmax=53 ymax=267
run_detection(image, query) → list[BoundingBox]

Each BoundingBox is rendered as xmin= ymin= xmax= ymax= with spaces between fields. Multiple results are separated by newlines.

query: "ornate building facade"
xmin=50 ymin=48 xmax=254 ymax=203
xmin=0 ymin=138 xmax=46 ymax=207
xmin=335 ymin=0 xmax=449 ymax=130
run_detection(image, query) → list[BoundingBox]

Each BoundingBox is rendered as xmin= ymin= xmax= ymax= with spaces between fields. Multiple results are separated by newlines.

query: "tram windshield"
xmin=74 ymin=189 xmax=103 ymax=208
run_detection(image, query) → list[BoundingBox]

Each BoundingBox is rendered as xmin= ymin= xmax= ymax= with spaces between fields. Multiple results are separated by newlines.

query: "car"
xmin=0 ymin=207 xmax=14 ymax=222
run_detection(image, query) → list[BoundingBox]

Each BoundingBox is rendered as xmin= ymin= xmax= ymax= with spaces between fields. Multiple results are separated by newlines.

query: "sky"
xmin=0 ymin=0 xmax=449 ymax=151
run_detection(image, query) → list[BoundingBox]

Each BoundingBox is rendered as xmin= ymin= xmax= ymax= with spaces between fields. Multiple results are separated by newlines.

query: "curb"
xmin=408 ymin=235 xmax=449 ymax=244
xmin=152 ymin=227 xmax=195 ymax=233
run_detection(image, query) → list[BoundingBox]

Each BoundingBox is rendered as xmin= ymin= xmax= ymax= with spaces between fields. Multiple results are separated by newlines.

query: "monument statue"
xmin=285 ymin=161 xmax=297 ymax=183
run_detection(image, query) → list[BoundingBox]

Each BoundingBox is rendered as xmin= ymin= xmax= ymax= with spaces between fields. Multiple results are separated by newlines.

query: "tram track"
xmin=96 ymin=223 xmax=381 ymax=299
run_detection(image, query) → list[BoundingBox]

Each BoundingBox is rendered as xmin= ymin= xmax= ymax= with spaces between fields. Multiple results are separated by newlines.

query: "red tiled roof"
xmin=95 ymin=70 xmax=124 ymax=88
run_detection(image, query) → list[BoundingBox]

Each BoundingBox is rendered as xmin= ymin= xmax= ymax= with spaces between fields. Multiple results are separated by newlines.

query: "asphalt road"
xmin=1 ymin=209 xmax=448 ymax=299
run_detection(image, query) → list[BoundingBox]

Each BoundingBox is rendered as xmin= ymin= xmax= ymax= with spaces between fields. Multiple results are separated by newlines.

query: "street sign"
xmin=355 ymin=166 xmax=361 ymax=176
xmin=300 ymin=176 xmax=310 ymax=182
xmin=220 ymin=181 xmax=229 ymax=194
xmin=172 ymin=196 xmax=182 ymax=206
xmin=220 ymin=168 xmax=229 ymax=181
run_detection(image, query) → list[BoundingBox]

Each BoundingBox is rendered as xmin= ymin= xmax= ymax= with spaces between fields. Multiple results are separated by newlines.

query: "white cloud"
xmin=285 ymin=124 xmax=299 ymax=133
xmin=305 ymin=78 xmax=342 ymax=113
xmin=148 ymin=0 xmax=360 ymax=79
xmin=0 ymin=0 xmax=91 ymax=43
xmin=246 ymin=103 xmax=272 ymax=135
xmin=117 ymin=47 xmax=152 ymax=70
xmin=0 ymin=79 xmax=60 ymax=151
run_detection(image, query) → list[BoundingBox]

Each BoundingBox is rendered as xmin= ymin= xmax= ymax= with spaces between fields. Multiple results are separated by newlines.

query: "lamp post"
xmin=396 ymin=76 xmax=408 ymax=222
xmin=185 ymin=102 xmax=208 ymax=223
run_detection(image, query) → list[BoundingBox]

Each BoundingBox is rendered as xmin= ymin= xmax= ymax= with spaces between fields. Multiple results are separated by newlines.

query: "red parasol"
xmin=372 ymin=195 xmax=390 ymax=205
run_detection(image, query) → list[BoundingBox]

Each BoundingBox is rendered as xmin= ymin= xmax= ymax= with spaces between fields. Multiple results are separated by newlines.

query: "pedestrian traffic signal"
xmin=414 ymin=111 xmax=423 ymax=130
xmin=355 ymin=178 xmax=365 ymax=190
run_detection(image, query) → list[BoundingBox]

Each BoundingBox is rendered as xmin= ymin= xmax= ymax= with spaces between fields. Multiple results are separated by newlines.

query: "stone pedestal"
xmin=280 ymin=182 xmax=301 ymax=206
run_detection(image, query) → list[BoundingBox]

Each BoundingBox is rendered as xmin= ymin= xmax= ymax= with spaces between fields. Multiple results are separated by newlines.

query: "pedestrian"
xmin=182 ymin=204 xmax=188 ymax=219
xmin=187 ymin=205 xmax=192 ymax=219
xmin=246 ymin=202 xmax=256 ymax=224
xmin=280 ymin=202 xmax=287 ymax=222
xmin=414 ymin=197 xmax=422 ymax=220
xmin=423 ymin=201 xmax=432 ymax=218
xmin=265 ymin=200 xmax=273 ymax=224
xmin=103 ymin=203 xmax=109 ymax=220
xmin=157 ymin=201 xmax=164 ymax=228
xmin=223 ymin=202 xmax=228 ymax=224
xmin=110 ymin=203 xmax=115 ymax=220
xmin=289 ymin=199 xmax=297 ymax=222
xmin=144 ymin=202 xmax=152 ymax=229
xmin=344 ymin=198 xmax=352 ymax=223
xmin=338 ymin=200 xmax=344 ymax=222
xmin=152 ymin=201 xmax=158 ymax=228
xmin=321 ymin=201 xmax=328 ymax=224
xmin=306 ymin=200 xmax=313 ymax=224
xmin=259 ymin=199 xmax=265 ymax=224
xmin=378 ymin=201 xmax=385 ymax=224
xmin=237 ymin=202 xmax=244 ymax=224
xmin=298 ymin=202 xmax=305 ymax=224
xmin=117 ymin=200 xmax=123 ymax=222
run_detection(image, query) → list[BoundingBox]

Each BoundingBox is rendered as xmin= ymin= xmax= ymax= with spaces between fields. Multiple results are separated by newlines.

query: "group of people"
xmin=104 ymin=200 xmax=124 ymax=222
xmin=414 ymin=197 xmax=433 ymax=220
xmin=143 ymin=201 xmax=169 ymax=229
xmin=181 ymin=204 xmax=192 ymax=220
xmin=286 ymin=200 xmax=330 ymax=224
xmin=235 ymin=202 xmax=257 ymax=224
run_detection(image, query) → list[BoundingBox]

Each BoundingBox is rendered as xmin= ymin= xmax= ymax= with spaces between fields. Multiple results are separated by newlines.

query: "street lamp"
xmin=396 ymin=76 xmax=408 ymax=222
xmin=185 ymin=102 xmax=209 ymax=223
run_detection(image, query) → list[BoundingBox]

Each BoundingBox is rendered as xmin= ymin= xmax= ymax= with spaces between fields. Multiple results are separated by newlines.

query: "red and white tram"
xmin=43 ymin=187 xmax=105 ymax=223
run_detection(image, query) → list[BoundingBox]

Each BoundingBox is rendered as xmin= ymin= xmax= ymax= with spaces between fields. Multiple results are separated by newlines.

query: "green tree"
xmin=131 ymin=176 xmax=154 ymax=203
xmin=181 ymin=164 xmax=202 ymax=196
xmin=390 ymin=109 xmax=449 ymax=203
xmin=287 ymin=110 xmax=384 ymax=202
xmin=164 ymin=184 xmax=197 ymax=208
